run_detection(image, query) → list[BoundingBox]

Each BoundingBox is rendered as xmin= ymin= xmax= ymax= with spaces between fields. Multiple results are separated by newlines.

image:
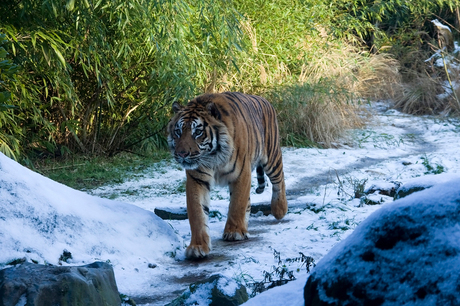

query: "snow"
xmin=2 ymin=102 xmax=460 ymax=305
xmin=0 ymin=152 xmax=181 ymax=297
xmin=304 ymin=177 xmax=460 ymax=305
xmin=432 ymin=19 xmax=451 ymax=32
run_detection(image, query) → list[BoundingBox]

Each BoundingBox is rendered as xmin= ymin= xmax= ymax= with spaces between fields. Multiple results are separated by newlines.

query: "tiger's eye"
xmin=194 ymin=130 xmax=203 ymax=138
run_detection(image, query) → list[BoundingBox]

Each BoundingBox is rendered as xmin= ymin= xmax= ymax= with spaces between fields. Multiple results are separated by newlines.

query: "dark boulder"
xmin=0 ymin=261 xmax=121 ymax=306
xmin=304 ymin=178 xmax=460 ymax=306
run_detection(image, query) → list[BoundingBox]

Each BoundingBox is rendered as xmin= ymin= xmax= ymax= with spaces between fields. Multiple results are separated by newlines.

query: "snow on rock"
xmin=242 ymin=274 xmax=308 ymax=306
xmin=303 ymin=177 xmax=460 ymax=306
xmin=395 ymin=173 xmax=460 ymax=199
xmin=0 ymin=153 xmax=181 ymax=295
xmin=167 ymin=275 xmax=248 ymax=306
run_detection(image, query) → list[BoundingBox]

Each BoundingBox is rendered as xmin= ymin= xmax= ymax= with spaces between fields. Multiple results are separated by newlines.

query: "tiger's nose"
xmin=177 ymin=151 xmax=189 ymax=158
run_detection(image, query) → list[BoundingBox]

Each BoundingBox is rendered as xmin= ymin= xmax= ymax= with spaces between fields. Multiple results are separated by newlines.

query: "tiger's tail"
xmin=255 ymin=165 xmax=266 ymax=194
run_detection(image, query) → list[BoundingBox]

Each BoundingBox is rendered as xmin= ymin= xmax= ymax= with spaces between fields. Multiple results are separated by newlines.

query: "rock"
xmin=154 ymin=203 xmax=275 ymax=220
xmin=167 ymin=275 xmax=248 ymax=306
xmin=394 ymin=185 xmax=426 ymax=199
xmin=364 ymin=180 xmax=400 ymax=198
xmin=0 ymin=261 xmax=121 ymax=306
xmin=394 ymin=174 xmax=460 ymax=200
xmin=154 ymin=207 xmax=188 ymax=220
xmin=304 ymin=178 xmax=460 ymax=306
xmin=250 ymin=203 xmax=272 ymax=216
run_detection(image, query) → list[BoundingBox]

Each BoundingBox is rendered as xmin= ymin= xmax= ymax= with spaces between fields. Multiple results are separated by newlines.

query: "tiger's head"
xmin=167 ymin=97 xmax=232 ymax=170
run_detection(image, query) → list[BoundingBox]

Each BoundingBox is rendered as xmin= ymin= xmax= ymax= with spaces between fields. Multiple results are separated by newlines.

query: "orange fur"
xmin=168 ymin=92 xmax=287 ymax=258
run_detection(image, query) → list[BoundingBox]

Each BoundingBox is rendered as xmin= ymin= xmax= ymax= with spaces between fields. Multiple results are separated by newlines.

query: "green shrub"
xmin=0 ymin=33 xmax=20 ymax=159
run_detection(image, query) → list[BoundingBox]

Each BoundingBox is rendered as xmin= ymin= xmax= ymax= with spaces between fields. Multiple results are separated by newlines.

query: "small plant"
xmin=246 ymin=249 xmax=315 ymax=297
xmin=120 ymin=294 xmax=136 ymax=306
xmin=209 ymin=210 xmax=223 ymax=221
xmin=58 ymin=249 xmax=72 ymax=264
xmin=421 ymin=155 xmax=445 ymax=175
xmin=328 ymin=218 xmax=356 ymax=231
xmin=351 ymin=178 xmax=368 ymax=199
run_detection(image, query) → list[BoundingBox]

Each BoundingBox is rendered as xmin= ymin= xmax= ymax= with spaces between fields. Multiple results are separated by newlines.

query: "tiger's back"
xmin=167 ymin=92 xmax=287 ymax=258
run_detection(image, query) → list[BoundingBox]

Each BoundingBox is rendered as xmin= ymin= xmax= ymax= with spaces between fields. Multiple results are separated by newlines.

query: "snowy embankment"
xmin=0 ymin=152 xmax=181 ymax=296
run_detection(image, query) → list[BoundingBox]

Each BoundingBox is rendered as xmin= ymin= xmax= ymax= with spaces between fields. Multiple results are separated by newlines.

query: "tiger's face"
xmin=167 ymin=101 xmax=230 ymax=170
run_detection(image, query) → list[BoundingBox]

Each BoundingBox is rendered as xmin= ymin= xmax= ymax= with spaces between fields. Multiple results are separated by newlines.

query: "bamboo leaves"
xmin=0 ymin=0 xmax=244 ymax=158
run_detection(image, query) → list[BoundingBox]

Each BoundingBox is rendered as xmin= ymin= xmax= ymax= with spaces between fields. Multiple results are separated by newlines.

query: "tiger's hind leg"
xmin=263 ymin=150 xmax=287 ymax=220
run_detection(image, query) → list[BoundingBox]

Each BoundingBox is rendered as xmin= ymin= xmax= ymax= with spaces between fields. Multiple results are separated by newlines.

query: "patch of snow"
xmin=0 ymin=152 xmax=182 ymax=297
xmin=184 ymin=282 xmax=214 ymax=305
xmin=432 ymin=19 xmax=451 ymax=32
xmin=217 ymin=276 xmax=238 ymax=296
xmin=397 ymin=173 xmax=460 ymax=191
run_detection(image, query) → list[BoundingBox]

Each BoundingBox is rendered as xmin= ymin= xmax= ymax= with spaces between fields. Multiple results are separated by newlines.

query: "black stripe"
xmin=222 ymin=149 xmax=239 ymax=176
xmin=266 ymin=158 xmax=282 ymax=178
xmin=236 ymin=153 xmax=247 ymax=179
xmin=189 ymin=174 xmax=210 ymax=191
xmin=202 ymin=205 xmax=210 ymax=215
xmin=195 ymin=168 xmax=211 ymax=176
xmin=270 ymin=178 xmax=283 ymax=185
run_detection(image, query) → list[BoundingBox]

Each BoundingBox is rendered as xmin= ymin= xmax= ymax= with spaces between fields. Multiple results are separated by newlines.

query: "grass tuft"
xmin=268 ymin=81 xmax=363 ymax=148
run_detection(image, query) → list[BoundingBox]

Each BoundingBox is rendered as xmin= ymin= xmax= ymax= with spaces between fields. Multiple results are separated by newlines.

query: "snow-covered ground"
xmin=2 ymin=102 xmax=460 ymax=305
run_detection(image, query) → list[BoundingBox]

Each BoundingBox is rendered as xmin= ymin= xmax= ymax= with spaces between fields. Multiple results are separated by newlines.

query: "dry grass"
xmin=267 ymin=82 xmax=364 ymax=148
xmin=394 ymin=74 xmax=444 ymax=115
xmin=353 ymin=53 xmax=402 ymax=100
xmin=204 ymin=19 xmax=404 ymax=147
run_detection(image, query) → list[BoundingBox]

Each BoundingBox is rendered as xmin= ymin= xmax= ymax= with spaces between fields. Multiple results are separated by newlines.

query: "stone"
xmin=364 ymin=181 xmax=400 ymax=198
xmin=394 ymin=185 xmax=426 ymax=200
xmin=0 ymin=261 xmax=121 ymax=306
xmin=167 ymin=274 xmax=248 ymax=306
xmin=304 ymin=179 xmax=460 ymax=306
xmin=154 ymin=207 xmax=188 ymax=220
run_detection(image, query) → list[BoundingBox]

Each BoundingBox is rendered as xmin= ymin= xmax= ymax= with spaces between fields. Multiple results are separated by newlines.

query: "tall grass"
xmin=268 ymin=82 xmax=362 ymax=148
xmin=206 ymin=3 xmax=402 ymax=147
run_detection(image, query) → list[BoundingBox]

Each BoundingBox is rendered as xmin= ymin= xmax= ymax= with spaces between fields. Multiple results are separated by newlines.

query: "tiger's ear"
xmin=172 ymin=102 xmax=183 ymax=113
xmin=207 ymin=102 xmax=221 ymax=120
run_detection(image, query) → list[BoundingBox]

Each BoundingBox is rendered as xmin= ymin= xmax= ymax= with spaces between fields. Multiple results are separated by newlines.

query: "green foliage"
xmin=421 ymin=155 xmax=445 ymax=174
xmin=1 ymin=0 xmax=456 ymax=160
xmin=0 ymin=33 xmax=20 ymax=159
xmin=0 ymin=0 xmax=243 ymax=158
xmin=322 ymin=0 xmax=460 ymax=46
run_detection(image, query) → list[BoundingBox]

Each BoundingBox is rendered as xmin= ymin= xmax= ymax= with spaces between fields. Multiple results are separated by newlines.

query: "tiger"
xmin=167 ymin=92 xmax=287 ymax=258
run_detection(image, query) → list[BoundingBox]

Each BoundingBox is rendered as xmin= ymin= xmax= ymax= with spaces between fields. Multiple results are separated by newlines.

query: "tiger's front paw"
xmin=185 ymin=244 xmax=210 ymax=258
xmin=223 ymin=230 xmax=249 ymax=241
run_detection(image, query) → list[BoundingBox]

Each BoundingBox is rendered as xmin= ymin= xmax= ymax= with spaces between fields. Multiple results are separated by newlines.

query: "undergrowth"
xmin=32 ymin=150 xmax=171 ymax=190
